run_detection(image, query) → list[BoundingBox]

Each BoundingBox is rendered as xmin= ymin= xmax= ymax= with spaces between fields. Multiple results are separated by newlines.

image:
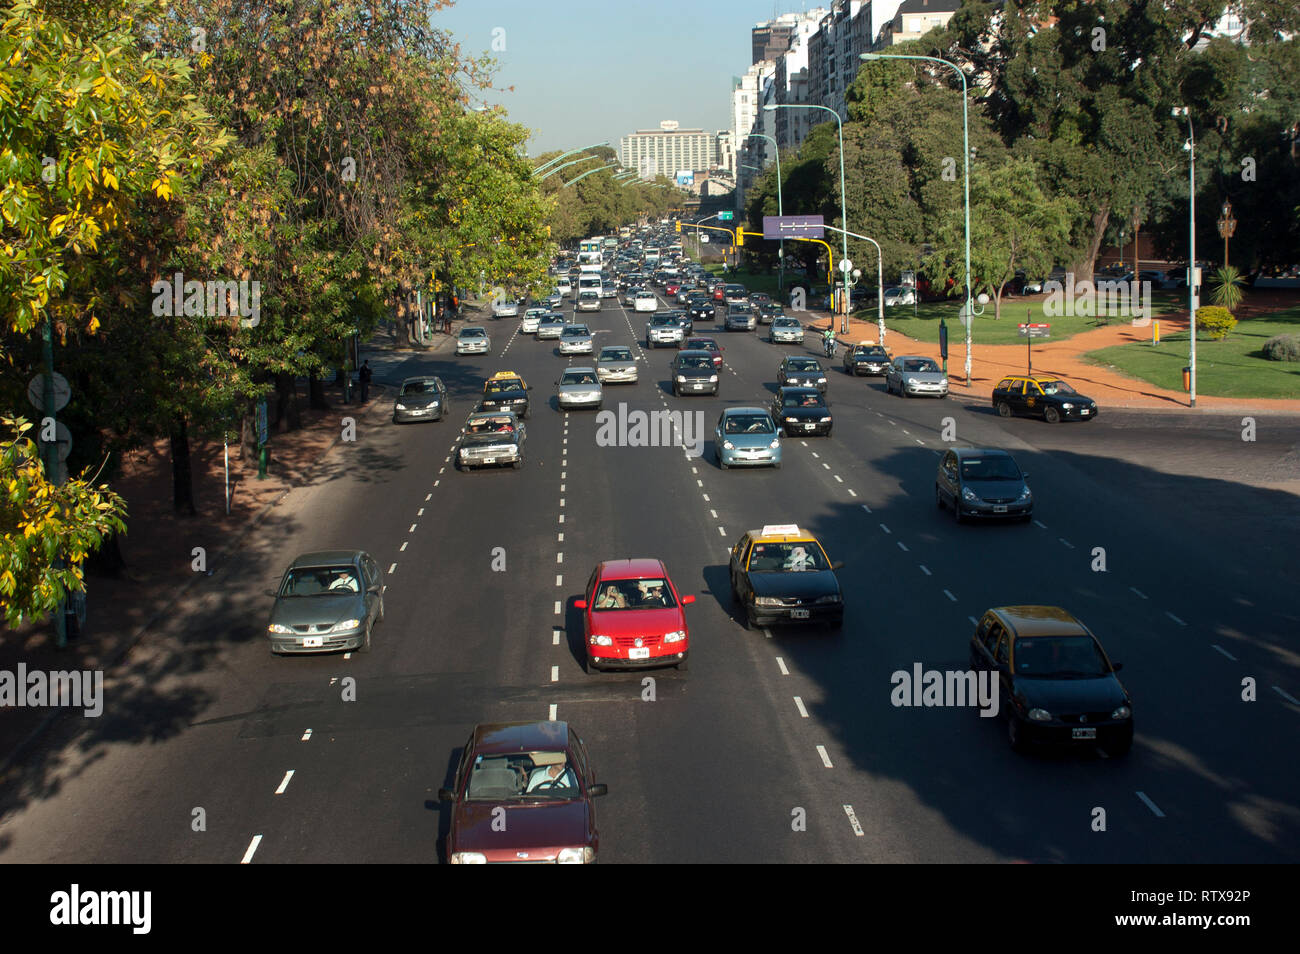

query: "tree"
xmin=0 ymin=416 xmax=127 ymax=628
xmin=1209 ymin=265 xmax=1246 ymax=310
xmin=925 ymin=157 xmax=1075 ymax=319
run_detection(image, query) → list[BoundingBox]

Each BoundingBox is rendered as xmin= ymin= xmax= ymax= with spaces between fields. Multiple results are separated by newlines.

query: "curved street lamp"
xmin=1173 ymin=106 xmax=1198 ymax=408
xmin=563 ymin=160 xmax=619 ymax=188
xmin=532 ymin=141 xmax=611 ymax=176
xmin=747 ymin=133 xmax=785 ymax=291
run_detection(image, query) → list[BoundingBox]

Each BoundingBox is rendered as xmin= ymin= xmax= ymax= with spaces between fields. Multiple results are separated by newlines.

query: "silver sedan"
xmin=559 ymin=324 xmax=594 ymax=354
xmin=885 ymin=356 xmax=949 ymax=398
xmin=768 ymin=317 xmax=804 ymax=344
xmin=267 ymin=550 xmax=384 ymax=654
xmin=456 ymin=326 xmax=491 ymax=354
xmin=596 ymin=346 xmax=638 ymax=384
xmin=556 ymin=367 xmax=603 ymax=410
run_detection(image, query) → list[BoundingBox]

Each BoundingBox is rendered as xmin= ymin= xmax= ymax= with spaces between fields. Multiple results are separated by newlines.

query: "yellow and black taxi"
xmin=969 ymin=606 xmax=1133 ymax=756
xmin=480 ymin=371 xmax=531 ymax=419
xmin=992 ymin=375 xmax=1098 ymax=423
xmin=729 ymin=525 xmax=844 ymax=630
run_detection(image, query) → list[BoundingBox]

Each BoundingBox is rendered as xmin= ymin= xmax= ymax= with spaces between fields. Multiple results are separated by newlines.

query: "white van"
xmin=577 ymin=274 xmax=603 ymax=298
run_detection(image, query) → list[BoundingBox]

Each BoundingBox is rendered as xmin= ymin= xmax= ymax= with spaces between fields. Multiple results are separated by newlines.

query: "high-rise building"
xmin=619 ymin=122 xmax=718 ymax=179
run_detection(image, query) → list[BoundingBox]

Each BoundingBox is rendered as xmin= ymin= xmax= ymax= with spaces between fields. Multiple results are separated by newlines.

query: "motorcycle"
xmin=823 ymin=336 xmax=838 ymax=358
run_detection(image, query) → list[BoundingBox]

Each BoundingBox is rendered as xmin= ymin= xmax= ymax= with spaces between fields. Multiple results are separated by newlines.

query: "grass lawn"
xmin=1083 ymin=306 xmax=1300 ymax=399
xmin=870 ymin=292 xmax=1184 ymax=346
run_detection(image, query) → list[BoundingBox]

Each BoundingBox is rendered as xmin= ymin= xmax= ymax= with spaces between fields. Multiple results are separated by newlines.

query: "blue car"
xmin=714 ymin=406 xmax=783 ymax=470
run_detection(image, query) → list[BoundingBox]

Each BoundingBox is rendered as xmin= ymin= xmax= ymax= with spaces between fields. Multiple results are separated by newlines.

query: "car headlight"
xmin=430 ymin=400 xmax=440 ymax=406
xmin=1061 ymin=402 xmax=1074 ymax=409
xmin=676 ymin=375 xmax=687 ymax=383
xmin=333 ymin=618 xmax=362 ymax=632
xmin=459 ymin=448 xmax=469 ymax=457
xmin=451 ymin=852 xmax=487 ymax=864
xmin=785 ymin=417 xmax=798 ymax=423
xmin=1017 ymin=487 xmax=1032 ymax=501
xmin=962 ymin=487 xmax=979 ymax=502
xmin=591 ymin=634 xmax=612 ymax=647
xmin=722 ymin=440 xmax=735 ymax=450
xmin=1111 ymin=705 xmax=1132 ymax=720
xmin=755 ymin=597 xmax=782 ymax=607
xmin=906 ymin=377 xmax=919 ymax=386
xmin=817 ymin=377 xmax=826 ymax=383
xmin=709 ymin=375 xmax=718 ymax=382
xmin=815 ymin=594 xmax=841 ymax=604
xmin=819 ymin=416 xmax=832 ymax=423
xmin=557 ymin=847 xmax=594 ymax=864
xmin=268 ymin=623 xmax=293 ymax=634
xmin=505 ymin=444 xmax=518 ymax=454
xmin=939 ymin=378 xmax=948 ymax=387
xmin=664 ymin=630 xmax=686 ymax=643
xmin=395 ymin=403 xmax=407 ymax=410
xmin=1027 ymin=708 xmax=1053 ymax=722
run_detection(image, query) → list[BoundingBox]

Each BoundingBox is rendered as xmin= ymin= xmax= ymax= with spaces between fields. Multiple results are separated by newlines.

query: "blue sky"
xmin=433 ymin=0 xmax=812 ymax=156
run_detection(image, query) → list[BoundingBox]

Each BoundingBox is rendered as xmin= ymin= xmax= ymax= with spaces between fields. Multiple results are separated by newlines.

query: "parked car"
xmin=267 ymin=550 xmax=384 ymax=654
xmin=882 ymin=287 xmax=916 ymax=307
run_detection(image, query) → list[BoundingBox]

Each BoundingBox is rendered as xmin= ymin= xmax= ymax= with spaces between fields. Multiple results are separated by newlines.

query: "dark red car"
xmin=665 ymin=281 xmax=683 ymax=296
xmin=577 ymin=559 xmax=695 ymax=671
xmin=685 ymin=336 xmax=725 ymax=369
xmin=439 ymin=720 xmax=607 ymax=864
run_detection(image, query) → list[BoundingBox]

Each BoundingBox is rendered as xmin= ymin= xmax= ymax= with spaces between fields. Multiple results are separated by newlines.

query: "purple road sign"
xmin=764 ymin=215 xmax=824 ymax=240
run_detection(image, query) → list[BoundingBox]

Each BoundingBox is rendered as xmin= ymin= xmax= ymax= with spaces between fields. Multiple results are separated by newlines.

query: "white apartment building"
xmin=619 ymin=121 xmax=718 ymax=180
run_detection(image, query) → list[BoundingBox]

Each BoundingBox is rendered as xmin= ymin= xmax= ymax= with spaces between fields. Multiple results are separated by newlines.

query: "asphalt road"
xmin=2 ymin=287 xmax=1298 ymax=864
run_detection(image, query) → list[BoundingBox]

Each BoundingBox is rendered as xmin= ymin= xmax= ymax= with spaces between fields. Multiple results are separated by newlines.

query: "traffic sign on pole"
xmin=764 ymin=215 xmax=824 ymax=240
xmin=717 ymin=211 xmax=735 ymax=221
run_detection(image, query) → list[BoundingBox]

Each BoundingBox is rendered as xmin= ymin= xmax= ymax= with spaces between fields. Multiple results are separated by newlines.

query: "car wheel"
xmin=1044 ymin=406 xmax=1062 ymax=424
xmin=997 ymin=402 xmax=1012 ymax=418
xmin=772 ymin=459 xmax=782 ymax=469
xmin=1008 ymin=713 xmax=1026 ymax=752
xmin=935 ymin=485 xmax=945 ymax=510
xmin=672 ymin=384 xmax=680 ymax=397
xmin=676 ymin=657 xmax=689 ymax=672
xmin=359 ymin=622 xmax=372 ymax=653
xmin=719 ymin=456 xmax=729 ymax=470
xmin=513 ymin=456 xmax=524 ymax=470
xmin=741 ymin=608 xmax=755 ymax=630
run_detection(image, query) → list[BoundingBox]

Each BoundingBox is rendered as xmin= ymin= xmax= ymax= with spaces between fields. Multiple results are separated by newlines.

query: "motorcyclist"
xmin=823 ymin=326 xmax=837 ymax=357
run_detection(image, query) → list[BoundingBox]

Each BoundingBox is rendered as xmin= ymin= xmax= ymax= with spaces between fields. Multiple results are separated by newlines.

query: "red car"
xmin=577 ymin=559 xmax=695 ymax=672
xmin=665 ymin=281 xmax=683 ymax=296
xmin=439 ymin=720 xmax=607 ymax=864
xmin=685 ymin=336 xmax=725 ymax=369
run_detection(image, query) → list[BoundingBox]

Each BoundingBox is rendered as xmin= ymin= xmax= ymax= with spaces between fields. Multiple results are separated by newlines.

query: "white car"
xmin=557 ymin=278 xmax=572 ymax=297
xmin=520 ymin=308 xmax=546 ymax=334
xmin=633 ymin=291 xmax=658 ymax=313
xmin=456 ymin=326 xmax=491 ymax=355
xmin=492 ymin=299 xmax=519 ymax=318
xmin=882 ymin=287 xmax=916 ymax=307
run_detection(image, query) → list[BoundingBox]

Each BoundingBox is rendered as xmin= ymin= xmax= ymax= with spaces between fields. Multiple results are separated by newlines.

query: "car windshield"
xmin=902 ymin=359 xmax=939 ymax=373
xmin=592 ymin=578 xmax=678 ymax=610
xmin=280 ymin=565 xmax=360 ymax=596
xmin=857 ymin=347 xmax=887 ymax=358
xmin=788 ymin=359 xmax=819 ymax=371
xmin=1013 ymin=636 xmax=1109 ymax=678
xmin=747 ymin=543 xmax=829 ymax=573
xmin=600 ymin=348 xmax=632 ymax=361
xmin=1037 ymin=379 xmax=1076 ymax=396
xmin=724 ymin=414 xmax=774 ymax=435
xmin=460 ymin=328 xmax=486 ymax=338
xmin=401 ymin=381 xmax=436 ymax=395
xmin=563 ymin=326 xmax=589 ymax=336
xmin=561 ymin=372 xmax=598 ymax=385
xmin=680 ymin=357 xmax=713 ymax=370
xmin=465 ymin=752 xmax=579 ymax=801
xmin=467 ymin=418 xmax=515 ymax=437
xmin=960 ymin=457 xmax=1021 ymax=480
xmin=774 ymin=319 xmax=798 ymax=328
xmin=689 ymin=340 xmax=716 ymax=350
xmin=485 ymin=380 xmax=521 ymax=394
xmin=783 ymin=393 xmax=824 ymax=408
xmin=542 ymin=316 xmax=563 ymax=324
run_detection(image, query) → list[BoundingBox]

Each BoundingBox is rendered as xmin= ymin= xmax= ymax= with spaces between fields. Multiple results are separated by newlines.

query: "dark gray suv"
xmin=671 ymin=350 xmax=720 ymax=396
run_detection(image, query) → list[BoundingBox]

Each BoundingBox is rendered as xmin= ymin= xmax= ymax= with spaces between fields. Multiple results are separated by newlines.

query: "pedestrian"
xmin=358 ymin=359 xmax=372 ymax=402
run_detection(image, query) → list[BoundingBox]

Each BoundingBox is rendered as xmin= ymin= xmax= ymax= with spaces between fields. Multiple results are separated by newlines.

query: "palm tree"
xmin=1210 ymin=265 xmax=1246 ymax=311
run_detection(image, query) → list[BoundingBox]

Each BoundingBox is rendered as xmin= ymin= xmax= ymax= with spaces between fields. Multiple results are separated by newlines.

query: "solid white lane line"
xmin=388 ymin=563 xmax=397 ymax=574
xmin=1211 ymin=645 xmax=1237 ymax=661
xmin=1033 ymin=519 xmax=1047 ymax=529
xmin=275 ymin=770 xmax=294 ymax=795
xmin=548 ymin=704 xmax=557 ymax=721
xmin=919 ymin=565 xmax=931 ymax=576
xmin=550 ymin=666 xmax=559 ymax=682
xmin=1130 ymin=587 xmax=1149 ymax=600
xmin=816 ymin=745 xmax=833 ymax=768
xmin=1136 ymin=792 xmax=1165 ymax=818
xmin=1274 ymin=686 xmax=1300 ymax=705
xmin=301 ymin=729 xmax=312 ymax=742
xmin=1166 ymin=612 xmax=1187 ymax=626
xmin=943 ymin=589 xmax=957 ymax=602
xmin=241 ymin=835 xmax=263 ymax=864
xmin=776 ymin=657 xmax=789 ymax=675
xmin=843 ymin=805 xmax=865 ymax=837
xmin=793 ymin=697 xmax=809 ymax=718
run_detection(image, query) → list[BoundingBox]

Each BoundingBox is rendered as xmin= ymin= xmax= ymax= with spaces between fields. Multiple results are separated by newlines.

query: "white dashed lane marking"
xmin=897 ymin=541 xmax=908 ymax=552
xmin=1273 ymin=686 xmax=1300 ymax=706
xmin=816 ymin=745 xmax=833 ymax=768
xmin=274 ymin=770 xmax=295 ymax=795
xmin=241 ymin=835 xmax=263 ymax=864
xmin=879 ymin=524 xmax=891 ymax=534
xmin=843 ymin=804 xmax=865 ymax=836
xmin=1211 ymin=644 xmax=1237 ymax=661
xmin=388 ymin=563 xmax=397 ymax=574
xmin=919 ymin=565 xmax=931 ymax=576
xmin=300 ymin=729 xmax=312 ymax=742
xmin=1166 ymin=612 xmax=1187 ymax=627
xmin=776 ymin=657 xmax=789 ymax=675
xmin=943 ymin=590 xmax=957 ymax=602
xmin=548 ymin=704 xmax=558 ymax=721
xmin=1136 ymin=792 xmax=1165 ymax=818
xmin=1130 ymin=587 xmax=1149 ymax=600
xmin=793 ymin=697 xmax=809 ymax=718
xmin=399 ymin=542 xmax=408 ymax=552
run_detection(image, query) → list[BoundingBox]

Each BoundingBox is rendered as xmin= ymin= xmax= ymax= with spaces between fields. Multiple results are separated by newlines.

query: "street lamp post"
xmin=1173 ymin=106 xmax=1197 ymax=408
xmin=863 ymin=52 xmax=975 ymax=384
xmin=562 ymin=161 xmax=619 ymax=188
xmin=765 ymin=103 xmax=851 ymax=332
xmin=747 ymin=133 xmax=785 ymax=291
xmin=1217 ymin=199 xmax=1236 ymax=269
xmin=822 ymin=225 xmax=884 ymax=344
xmin=539 ymin=153 xmax=605 ymax=182
xmin=532 ymin=141 xmax=611 ymax=176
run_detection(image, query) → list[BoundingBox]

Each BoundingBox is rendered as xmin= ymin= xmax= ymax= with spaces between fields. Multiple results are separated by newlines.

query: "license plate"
xmin=993 ymin=505 xmax=1008 ymax=513
xmin=1080 ymin=408 xmax=1090 ymax=415
xmin=628 ymin=648 xmax=650 ymax=660
xmin=482 ymin=457 xmax=496 ymax=464
xmin=791 ymin=609 xmax=810 ymax=619
xmin=1072 ymin=727 xmax=1097 ymax=740
xmin=804 ymin=424 xmax=816 ymax=430
xmin=303 ymin=636 xmax=323 ymax=648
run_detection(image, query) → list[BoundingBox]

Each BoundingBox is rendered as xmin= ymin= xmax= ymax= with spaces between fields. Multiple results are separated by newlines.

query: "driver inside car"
xmin=526 ymin=760 xmax=574 ymax=793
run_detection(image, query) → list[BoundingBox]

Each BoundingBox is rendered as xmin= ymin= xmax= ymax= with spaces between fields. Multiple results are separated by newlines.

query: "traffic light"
xmin=735 ymin=229 xmax=743 ymax=247
xmin=675 ymin=221 xmax=681 ymax=233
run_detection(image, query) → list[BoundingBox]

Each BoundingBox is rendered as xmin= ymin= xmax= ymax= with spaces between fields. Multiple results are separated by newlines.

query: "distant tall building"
xmin=752 ymin=17 xmax=796 ymax=64
xmin=620 ymin=121 xmax=718 ymax=179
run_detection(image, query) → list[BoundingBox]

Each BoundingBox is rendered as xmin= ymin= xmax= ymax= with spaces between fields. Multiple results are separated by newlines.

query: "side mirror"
xmin=437 ymin=787 xmax=455 ymax=803
xmin=681 ymin=594 xmax=696 ymax=605
xmin=266 ymin=589 xmax=279 ymax=599
xmin=1021 ymin=472 xmax=1029 ymax=481
xmin=367 ymin=583 xmax=381 ymax=594
xmin=830 ymin=561 xmax=845 ymax=570
xmin=574 ymin=599 xmax=588 ymax=610
xmin=589 ymin=783 xmax=609 ymax=798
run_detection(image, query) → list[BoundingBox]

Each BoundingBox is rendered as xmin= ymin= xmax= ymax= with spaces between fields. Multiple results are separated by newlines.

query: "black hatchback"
xmin=772 ymin=387 xmax=833 ymax=437
xmin=935 ymin=448 xmax=1032 ymax=522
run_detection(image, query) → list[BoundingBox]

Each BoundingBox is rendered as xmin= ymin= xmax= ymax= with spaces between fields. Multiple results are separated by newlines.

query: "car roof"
xmin=990 ymin=605 xmax=1092 ymax=638
xmin=561 ymin=366 xmax=597 ymax=374
xmin=747 ymin=524 xmax=819 ymax=543
xmin=472 ymin=720 xmax=571 ymax=755
xmin=722 ymin=406 xmax=771 ymax=416
xmin=466 ymin=409 xmax=519 ymax=422
xmin=401 ymin=375 xmax=441 ymax=384
xmin=1001 ymin=374 xmax=1061 ymax=383
xmin=488 ymin=371 xmax=523 ymax=380
xmin=289 ymin=550 xmax=364 ymax=568
xmin=777 ymin=386 xmax=822 ymax=396
xmin=597 ymin=558 xmax=668 ymax=579
xmin=952 ymin=447 xmax=1012 ymax=459
xmin=675 ymin=349 xmax=715 ymax=358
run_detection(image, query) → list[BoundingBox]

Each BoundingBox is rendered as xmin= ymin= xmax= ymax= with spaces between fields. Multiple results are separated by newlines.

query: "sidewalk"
xmin=807 ymin=310 xmax=1300 ymax=414
xmin=0 ymin=358 xmax=413 ymax=774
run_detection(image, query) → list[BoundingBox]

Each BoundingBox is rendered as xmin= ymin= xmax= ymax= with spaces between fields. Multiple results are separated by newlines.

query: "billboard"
xmin=676 ymin=171 xmax=695 ymax=187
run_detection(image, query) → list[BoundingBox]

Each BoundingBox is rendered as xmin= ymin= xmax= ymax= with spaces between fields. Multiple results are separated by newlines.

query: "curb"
xmin=0 ymin=385 xmax=395 ymax=778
